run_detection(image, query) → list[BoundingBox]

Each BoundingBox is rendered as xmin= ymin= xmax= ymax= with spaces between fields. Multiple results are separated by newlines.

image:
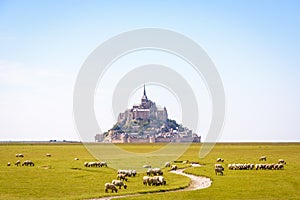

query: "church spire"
xmin=141 ymin=83 xmax=148 ymax=101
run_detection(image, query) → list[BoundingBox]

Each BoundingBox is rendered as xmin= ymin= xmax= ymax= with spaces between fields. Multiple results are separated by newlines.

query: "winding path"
xmin=92 ymin=164 xmax=212 ymax=200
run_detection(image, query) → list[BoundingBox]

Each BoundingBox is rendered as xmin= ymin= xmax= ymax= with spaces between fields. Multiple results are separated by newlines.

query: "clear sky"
xmin=0 ymin=0 xmax=299 ymax=142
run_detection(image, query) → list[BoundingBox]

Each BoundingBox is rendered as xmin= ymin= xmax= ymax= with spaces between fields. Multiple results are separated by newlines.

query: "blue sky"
xmin=0 ymin=0 xmax=299 ymax=141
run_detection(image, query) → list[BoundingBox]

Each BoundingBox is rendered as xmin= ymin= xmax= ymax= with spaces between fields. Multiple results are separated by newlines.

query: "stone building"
xmin=117 ymin=85 xmax=168 ymax=123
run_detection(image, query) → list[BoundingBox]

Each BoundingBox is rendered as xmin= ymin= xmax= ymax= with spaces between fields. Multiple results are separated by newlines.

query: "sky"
xmin=0 ymin=0 xmax=299 ymax=142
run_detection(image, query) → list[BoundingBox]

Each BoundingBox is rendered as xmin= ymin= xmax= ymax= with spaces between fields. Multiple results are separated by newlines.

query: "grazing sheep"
xmin=118 ymin=169 xmax=136 ymax=177
xmin=165 ymin=162 xmax=171 ymax=167
xmin=117 ymin=174 xmax=128 ymax=182
xmin=259 ymin=156 xmax=266 ymax=161
xmin=147 ymin=168 xmax=163 ymax=176
xmin=215 ymin=164 xmax=224 ymax=175
xmin=148 ymin=177 xmax=160 ymax=186
xmin=7 ymin=162 xmax=11 ymax=166
xmin=154 ymin=175 xmax=166 ymax=185
xmin=22 ymin=160 xmax=34 ymax=166
xmin=131 ymin=170 xmax=137 ymax=177
xmin=112 ymin=180 xmax=127 ymax=189
xmin=105 ymin=183 xmax=118 ymax=193
xmin=46 ymin=153 xmax=51 ymax=157
xmin=84 ymin=161 xmax=99 ymax=167
xmin=16 ymin=154 xmax=24 ymax=158
xmin=215 ymin=167 xmax=224 ymax=175
xmin=182 ymin=160 xmax=189 ymax=164
xmin=100 ymin=162 xmax=107 ymax=167
xmin=143 ymin=165 xmax=151 ymax=168
xmin=74 ymin=158 xmax=79 ymax=160
xmin=216 ymin=158 xmax=224 ymax=162
xmin=278 ymin=159 xmax=286 ymax=164
xmin=171 ymin=165 xmax=178 ymax=171
xmin=143 ymin=176 xmax=150 ymax=185
xmin=15 ymin=160 xmax=21 ymax=166
xmin=278 ymin=164 xmax=284 ymax=170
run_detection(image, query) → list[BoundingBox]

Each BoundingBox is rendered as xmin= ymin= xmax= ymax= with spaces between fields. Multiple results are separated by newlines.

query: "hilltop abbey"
xmin=95 ymin=85 xmax=201 ymax=143
xmin=117 ymin=85 xmax=168 ymax=124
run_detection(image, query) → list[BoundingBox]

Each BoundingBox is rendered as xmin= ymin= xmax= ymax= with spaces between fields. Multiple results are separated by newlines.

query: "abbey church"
xmin=117 ymin=85 xmax=168 ymax=124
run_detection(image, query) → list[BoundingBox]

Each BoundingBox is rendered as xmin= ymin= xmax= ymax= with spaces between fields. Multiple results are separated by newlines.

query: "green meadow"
xmin=0 ymin=143 xmax=299 ymax=200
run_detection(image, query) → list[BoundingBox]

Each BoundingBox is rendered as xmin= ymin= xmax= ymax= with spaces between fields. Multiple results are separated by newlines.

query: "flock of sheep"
xmin=7 ymin=153 xmax=41 ymax=167
xmin=84 ymin=161 xmax=108 ymax=167
xmin=215 ymin=156 xmax=287 ymax=175
xmin=104 ymin=162 xmax=181 ymax=193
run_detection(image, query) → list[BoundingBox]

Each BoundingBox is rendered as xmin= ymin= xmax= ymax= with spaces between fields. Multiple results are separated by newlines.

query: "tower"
xmin=141 ymin=84 xmax=148 ymax=106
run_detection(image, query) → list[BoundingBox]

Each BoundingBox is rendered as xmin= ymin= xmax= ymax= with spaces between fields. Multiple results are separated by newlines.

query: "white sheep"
xmin=15 ymin=160 xmax=21 ymax=166
xmin=22 ymin=160 xmax=34 ymax=166
xmin=143 ymin=165 xmax=151 ymax=168
xmin=171 ymin=165 xmax=177 ymax=171
xmin=100 ymin=162 xmax=107 ymax=167
xmin=153 ymin=175 xmax=166 ymax=185
xmin=16 ymin=153 xmax=24 ymax=158
xmin=259 ymin=156 xmax=266 ymax=161
xmin=216 ymin=158 xmax=224 ymax=162
xmin=147 ymin=168 xmax=162 ymax=176
xmin=117 ymin=174 xmax=128 ymax=182
xmin=7 ymin=162 xmax=11 ymax=166
xmin=112 ymin=180 xmax=127 ymax=189
xmin=46 ymin=153 xmax=51 ymax=157
xmin=143 ymin=176 xmax=150 ymax=185
xmin=165 ymin=162 xmax=171 ymax=167
xmin=74 ymin=158 xmax=79 ymax=160
xmin=148 ymin=177 xmax=160 ymax=186
xmin=215 ymin=164 xmax=224 ymax=175
xmin=278 ymin=159 xmax=286 ymax=164
xmin=105 ymin=183 xmax=118 ymax=193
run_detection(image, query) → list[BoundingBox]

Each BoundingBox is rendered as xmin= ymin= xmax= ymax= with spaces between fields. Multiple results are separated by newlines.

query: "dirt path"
xmin=92 ymin=165 xmax=212 ymax=200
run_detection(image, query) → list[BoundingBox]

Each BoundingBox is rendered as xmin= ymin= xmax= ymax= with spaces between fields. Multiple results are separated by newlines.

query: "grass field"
xmin=0 ymin=143 xmax=299 ymax=199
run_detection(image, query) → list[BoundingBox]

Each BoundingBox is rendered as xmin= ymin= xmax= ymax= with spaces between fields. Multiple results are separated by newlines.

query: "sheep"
xmin=165 ymin=162 xmax=171 ymax=167
xmin=46 ymin=153 xmax=51 ymax=157
xmin=99 ymin=162 xmax=107 ymax=167
xmin=117 ymin=174 xmax=128 ymax=182
xmin=228 ymin=164 xmax=234 ymax=170
xmin=131 ymin=170 xmax=137 ymax=177
xmin=22 ymin=160 xmax=34 ymax=166
xmin=182 ymin=160 xmax=189 ymax=164
xmin=148 ymin=177 xmax=160 ymax=186
xmin=7 ymin=162 xmax=11 ymax=166
xmin=147 ymin=168 xmax=163 ymax=176
xmin=143 ymin=165 xmax=151 ymax=168
xmin=215 ymin=164 xmax=223 ymax=168
xmin=215 ymin=167 xmax=224 ymax=175
xmin=15 ymin=160 xmax=21 ymax=166
xmin=278 ymin=159 xmax=286 ymax=164
xmin=118 ymin=169 xmax=136 ymax=177
xmin=15 ymin=154 xmax=24 ymax=157
xmin=112 ymin=180 xmax=127 ymax=189
xmin=84 ymin=161 xmax=99 ymax=167
xmin=143 ymin=176 xmax=150 ymax=185
xmin=228 ymin=163 xmax=255 ymax=170
xmin=153 ymin=175 xmax=166 ymax=185
xmin=74 ymin=158 xmax=79 ymax=160
xmin=278 ymin=164 xmax=284 ymax=170
xmin=259 ymin=156 xmax=266 ymax=161
xmin=216 ymin=158 xmax=224 ymax=162
xmin=215 ymin=164 xmax=224 ymax=175
xmin=105 ymin=183 xmax=118 ymax=193
xmin=171 ymin=165 xmax=178 ymax=171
